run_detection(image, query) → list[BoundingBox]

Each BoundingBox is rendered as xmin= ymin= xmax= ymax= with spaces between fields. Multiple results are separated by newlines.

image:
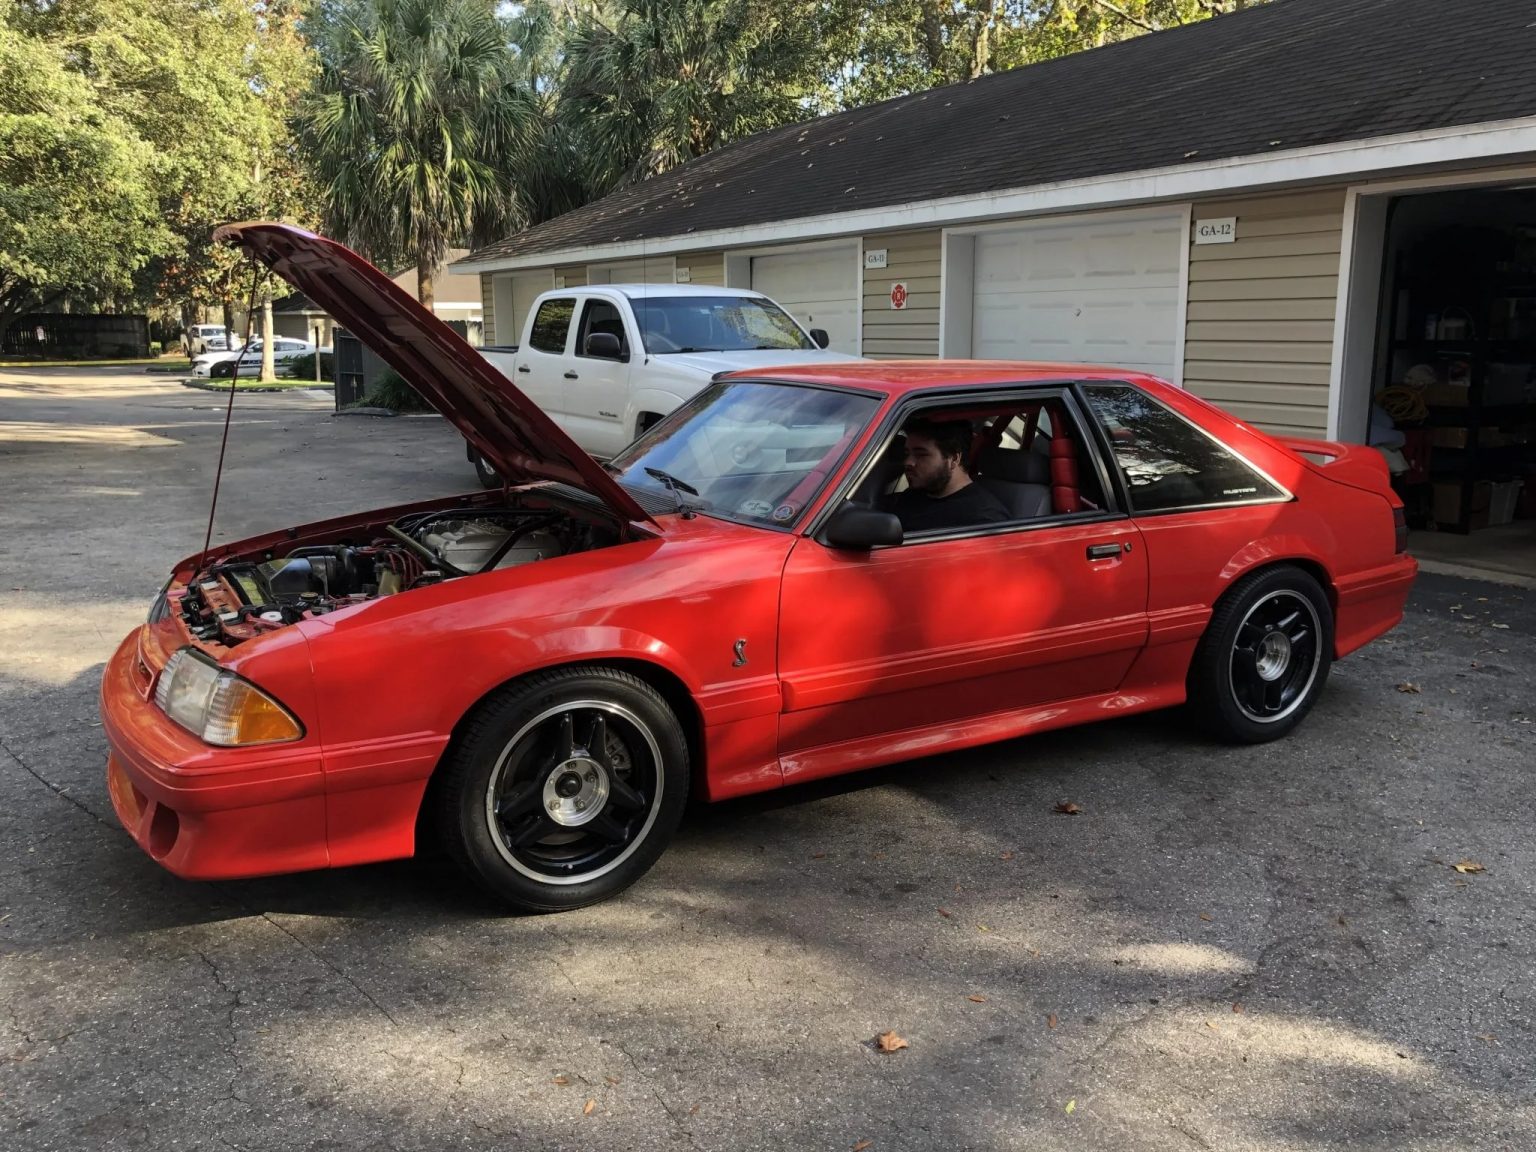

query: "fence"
xmin=2 ymin=313 xmax=150 ymax=358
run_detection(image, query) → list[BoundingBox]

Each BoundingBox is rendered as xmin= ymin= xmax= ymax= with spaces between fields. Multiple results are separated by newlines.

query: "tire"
xmin=1187 ymin=564 xmax=1333 ymax=744
xmin=433 ymin=667 xmax=690 ymax=912
xmin=473 ymin=452 xmax=500 ymax=489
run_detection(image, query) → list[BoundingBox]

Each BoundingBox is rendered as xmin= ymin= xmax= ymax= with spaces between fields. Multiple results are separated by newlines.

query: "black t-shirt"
xmin=884 ymin=481 xmax=1011 ymax=533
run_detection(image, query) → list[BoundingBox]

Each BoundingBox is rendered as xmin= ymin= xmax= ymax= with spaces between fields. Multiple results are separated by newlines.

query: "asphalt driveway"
xmin=1 ymin=366 xmax=1532 ymax=1151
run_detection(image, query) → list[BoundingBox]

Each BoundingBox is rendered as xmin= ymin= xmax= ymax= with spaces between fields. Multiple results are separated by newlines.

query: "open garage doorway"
xmin=1341 ymin=182 xmax=1536 ymax=582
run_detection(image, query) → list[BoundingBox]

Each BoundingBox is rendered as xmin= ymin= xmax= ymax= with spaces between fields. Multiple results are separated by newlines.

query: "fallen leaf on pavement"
xmin=853 ymin=1141 xmax=873 ymax=1151
xmin=1453 ymin=860 xmax=1485 ymax=874
xmin=605 ymin=1075 xmax=621 ymax=1085
xmin=1233 ymin=1003 xmax=1244 ymax=1014
xmin=552 ymin=1076 xmax=570 ymax=1085
xmin=1478 ymin=1033 xmax=1499 ymax=1044
xmin=583 ymin=1099 xmax=596 ymax=1116
xmin=1199 ymin=913 xmax=1213 ymax=922
xmin=1047 ymin=1014 xmax=1058 ymax=1030
xmin=1000 ymin=851 xmax=1014 ymax=861
xmin=937 ymin=907 xmax=953 ymax=919
xmin=876 ymin=1030 xmax=909 ymax=1053
xmin=1492 ymin=623 xmax=1511 ymax=629
xmin=1054 ymin=802 xmax=1082 ymax=816
xmin=977 ymin=923 xmax=991 ymax=932
xmin=1449 ymin=604 xmax=1463 ymax=611
xmin=811 ymin=852 xmax=826 ymax=859
xmin=968 ymin=995 xmax=987 ymax=1003
xmin=1205 ymin=1021 xmax=1218 ymax=1030
xmin=1337 ymin=915 xmax=1349 ymax=926
xmin=1396 ymin=682 xmax=1421 ymax=693
xmin=689 ymin=1104 xmax=700 ymax=1115
xmin=1065 ymin=1099 xmax=1076 ymax=1115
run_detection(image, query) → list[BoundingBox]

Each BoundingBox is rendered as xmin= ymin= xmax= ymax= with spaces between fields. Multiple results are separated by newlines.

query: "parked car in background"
xmin=101 ymin=222 xmax=1418 ymax=914
xmin=182 ymin=325 xmax=242 ymax=357
xmin=191 ymin=338 xmax=319 ymax=378
xmin=469 ymin=284 xmax=856 ymax=485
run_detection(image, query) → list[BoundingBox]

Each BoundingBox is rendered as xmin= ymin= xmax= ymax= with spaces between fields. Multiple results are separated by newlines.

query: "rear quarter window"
xmin=1082 ymin=383 xmax=1287 ymax=512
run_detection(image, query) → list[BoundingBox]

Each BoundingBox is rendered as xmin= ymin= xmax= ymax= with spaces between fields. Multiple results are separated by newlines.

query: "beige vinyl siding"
xmin=861 ymin=229 xmax=941 ymax=358
xmin=1183 ymin=188 xmax=1346 ymax=436
xmin=677 ymin=251 xmax=725 ymax=286
xmin=554 ymin=264 xmax=587 ymax=289
xmin=480 ymin=273 xmax=495 ymax=340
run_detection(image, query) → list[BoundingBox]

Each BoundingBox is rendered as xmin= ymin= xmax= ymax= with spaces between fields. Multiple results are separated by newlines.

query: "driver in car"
xmin=883 ymin=417 xmax=1010 ymax=533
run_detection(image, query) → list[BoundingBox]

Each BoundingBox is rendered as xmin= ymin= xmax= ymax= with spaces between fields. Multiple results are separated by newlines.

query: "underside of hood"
xmin=213 ymin=222 xmax=653 ymax=526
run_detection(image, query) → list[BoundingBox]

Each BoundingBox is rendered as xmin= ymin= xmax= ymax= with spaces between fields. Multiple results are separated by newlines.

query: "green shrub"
xmin=359 ymin=368 xmax=433 ymax=412
xmin=285 ymin=350 xmax=335 ymax=381
xmin=148 ymin=341 xmax=162 ymax=355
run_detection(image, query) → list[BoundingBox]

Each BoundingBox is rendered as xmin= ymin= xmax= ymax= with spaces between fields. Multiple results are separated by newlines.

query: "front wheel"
xmin=1187 ymin=565 xmax=1333 ymax=744
xmin=473 ymin=452 xmax=500 ymax=489
xmin=433 ymin=668 xmax=690 ymax=912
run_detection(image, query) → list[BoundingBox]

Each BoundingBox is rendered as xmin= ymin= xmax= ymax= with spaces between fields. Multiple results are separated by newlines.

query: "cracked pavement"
xmin=1 ymin=366 xmax=1534 ymax=1150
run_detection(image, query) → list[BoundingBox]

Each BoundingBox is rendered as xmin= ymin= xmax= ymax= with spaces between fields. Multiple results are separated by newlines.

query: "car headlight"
xmin=153 ymin=648 xmax=304 ymax=746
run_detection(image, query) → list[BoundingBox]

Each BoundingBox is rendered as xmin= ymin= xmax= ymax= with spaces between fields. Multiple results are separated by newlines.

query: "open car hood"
xmin=213 ymin=222 xmax=654 ymax=526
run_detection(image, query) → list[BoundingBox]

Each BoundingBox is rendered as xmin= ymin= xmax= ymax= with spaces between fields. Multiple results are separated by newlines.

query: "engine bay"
xmin=174 ymin=505 xmax=618 ymax=646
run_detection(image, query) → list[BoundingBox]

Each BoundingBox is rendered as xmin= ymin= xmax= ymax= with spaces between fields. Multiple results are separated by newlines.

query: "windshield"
xmin=609 ymin=382 xmax=879 ymax=527
xmin=631 ymin=296 xmax=813 ymax=354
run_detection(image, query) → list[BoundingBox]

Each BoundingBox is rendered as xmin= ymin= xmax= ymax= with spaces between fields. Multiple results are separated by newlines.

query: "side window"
xmin=1082 ymin=384 xmax=1286 ymax=512
xmin=853 ymin=396 xmax=1106 ymax=537
xmin=576 ymin=299 xmax=628 ymax=358
xmin=527 ymin=298 xmax=575 ymax=354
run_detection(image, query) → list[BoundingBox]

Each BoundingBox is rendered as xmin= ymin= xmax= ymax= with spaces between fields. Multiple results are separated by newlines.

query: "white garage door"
xmin=495 ymin=271 xmax=553 ymax=345
xmin=972 ymin=216 xmax=1182 ymax=378
xmin=588 ymin=257 xmax=677 ymax=285
xmin=750 ymin=248 xmax=859 ymax=354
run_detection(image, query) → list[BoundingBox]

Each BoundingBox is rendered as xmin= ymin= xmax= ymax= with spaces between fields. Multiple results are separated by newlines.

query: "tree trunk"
xmin=259 ymin=296 xmax=276 ymax=382
xmin=417 ymin=252 xmax=436 ymax=312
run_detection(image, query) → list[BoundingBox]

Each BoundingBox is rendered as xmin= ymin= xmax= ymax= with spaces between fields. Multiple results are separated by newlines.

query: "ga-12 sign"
xmin=1194 ymin=217 xmax=1236 ymax=245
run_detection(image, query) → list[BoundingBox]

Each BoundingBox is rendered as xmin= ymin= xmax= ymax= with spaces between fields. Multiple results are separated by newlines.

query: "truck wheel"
xmin=433 ymin=667 xmax=690 ymax=913
xmin=474 ymin=453 xmax=500 ymax=489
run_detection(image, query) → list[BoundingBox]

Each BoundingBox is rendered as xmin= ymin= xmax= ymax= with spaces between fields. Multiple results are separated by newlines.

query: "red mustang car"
xmin=101 ymin=223 xmax=1417 ymax=912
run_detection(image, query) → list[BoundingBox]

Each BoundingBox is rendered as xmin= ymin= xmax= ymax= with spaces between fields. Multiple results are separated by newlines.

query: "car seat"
xmin=974 ymin=445 xmax=1053 ymax=519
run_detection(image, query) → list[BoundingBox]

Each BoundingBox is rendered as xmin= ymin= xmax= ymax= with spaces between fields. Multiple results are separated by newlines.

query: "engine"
xmin=175 ymin=507 xmax=609 ymax=645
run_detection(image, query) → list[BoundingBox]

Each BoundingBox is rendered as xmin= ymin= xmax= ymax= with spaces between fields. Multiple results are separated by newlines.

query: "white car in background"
xmin=181 ymin=325 xmax=243 ymax=356
xmin=191 ymin=338 xmax=319 ymax=378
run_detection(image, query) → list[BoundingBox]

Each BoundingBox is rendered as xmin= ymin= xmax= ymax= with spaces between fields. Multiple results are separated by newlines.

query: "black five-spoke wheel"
xmin=1189 ymin=565 xmax=1334 ymax=743
xmin=435 ymin=668 xmax=689 ymax=912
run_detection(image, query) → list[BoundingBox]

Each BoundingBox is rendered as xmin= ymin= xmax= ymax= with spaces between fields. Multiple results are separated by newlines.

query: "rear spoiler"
xmin=1278 ymin=436 xmax=1395 ymax=498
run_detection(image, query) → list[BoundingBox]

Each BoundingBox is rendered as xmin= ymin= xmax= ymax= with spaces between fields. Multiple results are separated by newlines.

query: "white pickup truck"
xmin=469 ymin=284 xmax=855 ymax=484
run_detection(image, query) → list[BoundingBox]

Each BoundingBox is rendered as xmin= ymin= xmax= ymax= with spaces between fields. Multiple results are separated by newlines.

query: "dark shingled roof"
xmin=461 ymin=0 xmax=1536 ymax=265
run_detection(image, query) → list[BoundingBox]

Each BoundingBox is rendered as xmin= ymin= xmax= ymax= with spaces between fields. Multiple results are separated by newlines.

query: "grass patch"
xmin=182 ymin=377 xmax=333 ymax=393
xmin=0 ymin=356 xmax=189 ymax=370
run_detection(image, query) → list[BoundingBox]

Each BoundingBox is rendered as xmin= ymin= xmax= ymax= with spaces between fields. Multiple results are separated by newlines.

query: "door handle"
xmin=563 ymin=370 xmax=579 ymax=380
xmin=516 ymin=364 xmax=530 ymax=374
xmin=1086 ymin=542 xmax=1125 ymax=560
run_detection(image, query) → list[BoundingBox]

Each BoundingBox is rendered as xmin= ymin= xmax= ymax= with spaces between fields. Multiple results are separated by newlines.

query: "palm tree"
xmin=556 ymin=0 xmax=831 ymax=194
xmin=297 ymin=0 xmax=537 ymax=307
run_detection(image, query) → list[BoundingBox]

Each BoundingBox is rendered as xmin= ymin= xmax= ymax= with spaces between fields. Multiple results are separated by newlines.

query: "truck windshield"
xmin=632 ymin=296 xmax=814 ymax=354
xmin=608 ymin=382 xmax=878 ymax=528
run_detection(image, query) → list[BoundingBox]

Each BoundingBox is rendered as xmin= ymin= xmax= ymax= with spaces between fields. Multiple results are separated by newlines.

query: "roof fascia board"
xmin=452 ymin=114 xmax=1536 ymax=275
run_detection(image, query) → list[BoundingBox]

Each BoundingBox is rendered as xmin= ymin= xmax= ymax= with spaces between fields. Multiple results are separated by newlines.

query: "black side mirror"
xmin=584 ymin=331 xmax=625 ymax=360
xmin=823 ymin=505 xmax=902 ymax=550
xmin=809 ymin=328 xmax=830 ymax=349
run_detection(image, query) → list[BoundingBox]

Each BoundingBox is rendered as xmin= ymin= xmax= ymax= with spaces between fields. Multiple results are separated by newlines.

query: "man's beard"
xmin=916 ymin=460 xmax=953 ymax=496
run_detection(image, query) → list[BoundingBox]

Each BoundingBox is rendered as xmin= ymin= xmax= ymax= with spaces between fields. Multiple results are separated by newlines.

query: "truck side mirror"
xmin=809 ymin=328 xmax=830 ymax=349
xmin=584 ymin=332 xmax=625 ymax=361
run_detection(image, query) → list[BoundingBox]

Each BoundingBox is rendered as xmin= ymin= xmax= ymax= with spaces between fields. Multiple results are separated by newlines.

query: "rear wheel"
xmin=1187 ymin=565 xmax=1333 ymax=743
xmin=434 ymin=668 xmax=689 ymax=912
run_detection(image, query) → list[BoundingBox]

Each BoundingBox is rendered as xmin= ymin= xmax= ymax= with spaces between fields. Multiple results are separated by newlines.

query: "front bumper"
xmin=100 ymin=629 xmax=330 ymax=880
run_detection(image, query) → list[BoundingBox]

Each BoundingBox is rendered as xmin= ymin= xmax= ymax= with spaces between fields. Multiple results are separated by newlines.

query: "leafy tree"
xmin=0 ymin=19 xmax=168 ymax=338
xmin=297 ymin=0 xmax=538 ymax=308
xmin=2 ymin=2 xmax=319 ymax=344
